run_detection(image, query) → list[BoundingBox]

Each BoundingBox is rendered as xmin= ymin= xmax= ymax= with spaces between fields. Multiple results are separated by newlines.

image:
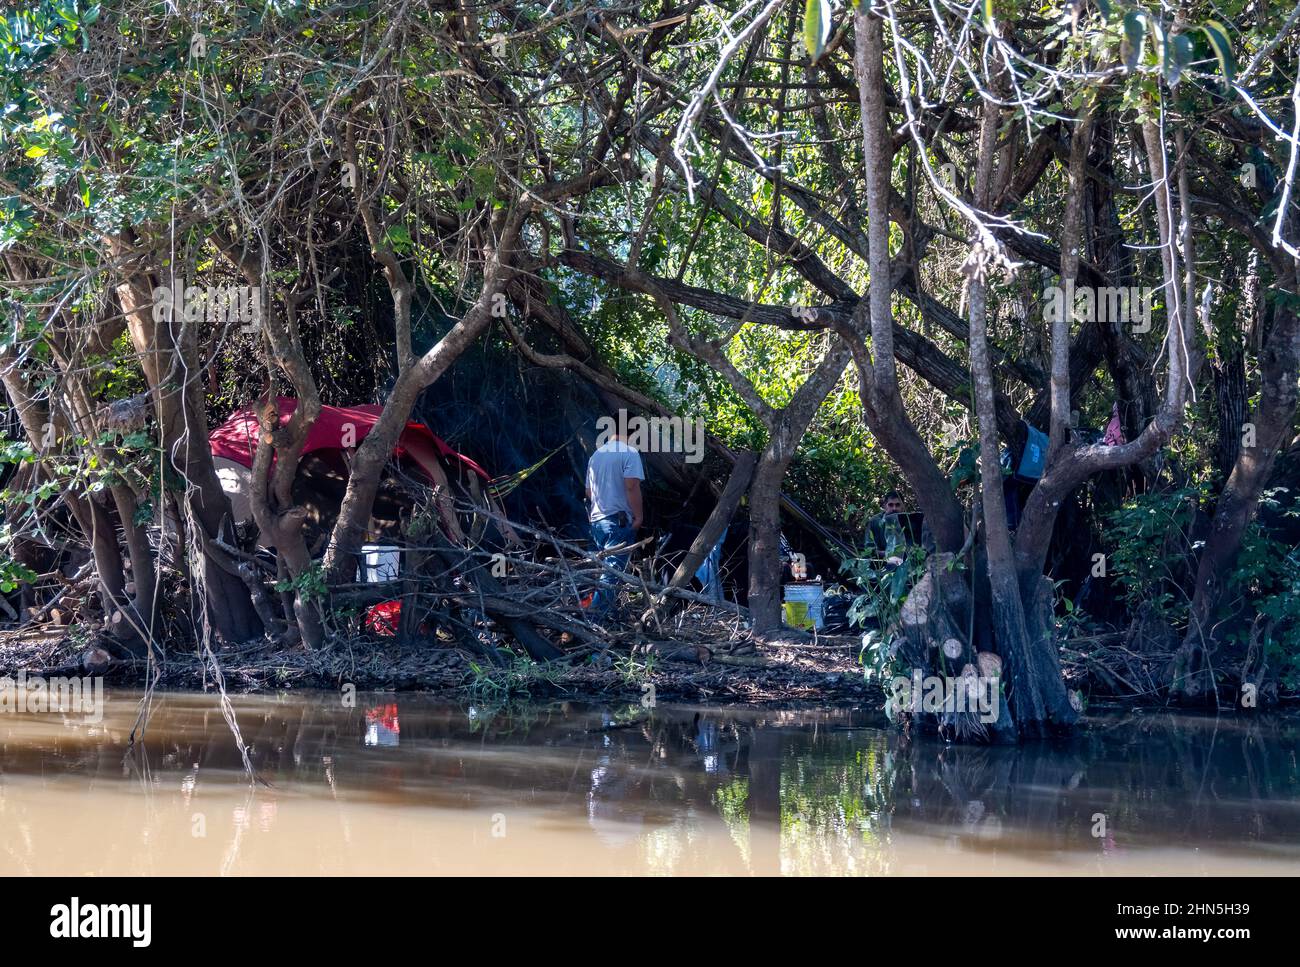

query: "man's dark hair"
xmin=882 ymin=490 xmax=903 ymax=503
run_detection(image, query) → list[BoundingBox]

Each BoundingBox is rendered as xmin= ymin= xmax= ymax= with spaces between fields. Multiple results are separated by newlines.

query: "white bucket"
xmin=360 ymin=544 xmax=401 ymax=583
xmin=783 ymin=582 xmax=824 ymax=630
xmin=212 ymin=456 xmax=253 ymax=525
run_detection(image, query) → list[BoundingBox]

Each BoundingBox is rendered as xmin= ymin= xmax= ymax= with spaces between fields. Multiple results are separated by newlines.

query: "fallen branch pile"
xmin=324 ymin=496 xmax=767 ymax=667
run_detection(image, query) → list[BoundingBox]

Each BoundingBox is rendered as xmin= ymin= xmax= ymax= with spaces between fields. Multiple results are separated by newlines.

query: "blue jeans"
xmin=590 ymin=514 xmax=635 ymax=614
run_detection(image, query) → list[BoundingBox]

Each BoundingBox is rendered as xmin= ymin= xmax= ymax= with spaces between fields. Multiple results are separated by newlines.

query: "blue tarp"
xmin=695 ymin=526 xmax=727 ymax=602
xmin=1017 ymin=424 xmax=1049 ymax=480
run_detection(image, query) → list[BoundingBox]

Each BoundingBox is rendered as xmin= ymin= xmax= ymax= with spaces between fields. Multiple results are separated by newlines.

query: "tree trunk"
xmin=894 ymin=553 xmax=1017 ymax=743
xmin=113 ymin=256 xmax=264 ymax=643
xmin=1171 ymin=303 xmax=1300 ymax=699
xmin=0 ymin=344 xmax=149 ymax=654
xmin=847 ymin=12 xmax=967 ymax=552
xmin=216 ymin=238 xmax=328 ymax=648
xmin=746 ymin=448 xmax=788 ymax=634
xmin=966 ymin=75 xmax=1076 ymax=737
xmin=747 ymin=340 xmax=851 ymax=637
xmin=1212 ymin=329 xmax=1248 ymax=481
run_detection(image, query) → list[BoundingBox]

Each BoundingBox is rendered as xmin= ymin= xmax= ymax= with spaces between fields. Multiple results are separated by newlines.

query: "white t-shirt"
xmin=586 ymin=440 xmax=645 ymax=523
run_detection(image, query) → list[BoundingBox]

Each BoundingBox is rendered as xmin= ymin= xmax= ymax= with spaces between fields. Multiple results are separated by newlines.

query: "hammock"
xmin=487 ymin=437 xmax=575 ymax=500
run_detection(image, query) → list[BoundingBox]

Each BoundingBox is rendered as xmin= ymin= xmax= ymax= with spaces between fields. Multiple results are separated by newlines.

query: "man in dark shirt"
xmin=866 ymin=491 xmax=910 ymax=563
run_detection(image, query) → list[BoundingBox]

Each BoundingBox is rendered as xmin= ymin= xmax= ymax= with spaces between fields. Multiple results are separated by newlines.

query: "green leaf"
xmin=982 ymin=0 xmax=996 ymax=33
xmin=1122 ymin=11 xmax=1147 ymax=72
xmin=23 ymin=145 xmax=48 ymax=158
xmin=383 ymin=223 xmax=413 ymax=249
xmin=889 ymin=561 xmax=908 ymax=600
xmin=1165 ymin=32 xmax=1194 ymax=86
xmin=803 ymin=0 xmax=832 ymax=60
xmin=1201 ymin=20 xmax=1235 ymax=83
xmin=1148 ymin=16 xmax=1167 ymax=75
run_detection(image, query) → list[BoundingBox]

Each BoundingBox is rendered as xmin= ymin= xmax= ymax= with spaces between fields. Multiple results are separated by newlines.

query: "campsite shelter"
xmin=208 ymin=397 xmax=491 ymax=546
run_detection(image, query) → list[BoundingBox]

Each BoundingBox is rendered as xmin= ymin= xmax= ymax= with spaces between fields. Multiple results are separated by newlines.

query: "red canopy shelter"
xmin=209 ymin=399 xmax=493 ymax=636
xmin=209 ymin=397 xmax=488 ymax=483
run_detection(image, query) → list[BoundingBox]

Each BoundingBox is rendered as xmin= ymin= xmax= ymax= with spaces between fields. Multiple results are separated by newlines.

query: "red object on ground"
xmin=363 ymin=600 xmax=433 ymax=637
xmin=365 ymin=600 xmax=402 ymax=636
xmin=208 ymin=396 xmax=489 ymax=482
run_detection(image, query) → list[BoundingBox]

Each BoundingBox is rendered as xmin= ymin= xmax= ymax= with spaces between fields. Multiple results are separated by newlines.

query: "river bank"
xmin=8 ymin=624 xmax=1292 ymax=712
xmin=0 ymin=625 xmax=879 ymax=706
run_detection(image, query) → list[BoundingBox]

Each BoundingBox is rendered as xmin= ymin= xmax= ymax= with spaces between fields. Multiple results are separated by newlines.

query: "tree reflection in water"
xmin=2 ymin=693 xmax=1298 ymax=874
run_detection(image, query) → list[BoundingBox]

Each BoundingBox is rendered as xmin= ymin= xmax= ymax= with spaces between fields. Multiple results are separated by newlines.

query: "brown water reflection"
xmin=0 ymin=691 xmax=1297 ymax=875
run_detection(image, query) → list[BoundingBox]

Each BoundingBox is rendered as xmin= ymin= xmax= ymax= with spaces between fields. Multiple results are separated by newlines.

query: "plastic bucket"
xmin=360 ymin=544 xmax=401 ymax=583
xmin=783 ymin=582 xmax=824 ymax=630
xmin=783 ymin=600 xmax=812 ymax=629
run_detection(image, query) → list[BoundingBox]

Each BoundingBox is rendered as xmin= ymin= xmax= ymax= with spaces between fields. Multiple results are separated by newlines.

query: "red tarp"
xmin=209 ymin=397 xmax=489 ymax=482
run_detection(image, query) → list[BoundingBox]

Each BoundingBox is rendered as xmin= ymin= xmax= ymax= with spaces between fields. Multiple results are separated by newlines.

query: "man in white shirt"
xmin=585 ymin=427 xmax=645 ymax=613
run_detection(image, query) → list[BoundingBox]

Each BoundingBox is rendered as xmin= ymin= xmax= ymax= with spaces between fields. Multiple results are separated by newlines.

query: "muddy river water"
xmin=0 ymin=690 xmax=1297 ymax=875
